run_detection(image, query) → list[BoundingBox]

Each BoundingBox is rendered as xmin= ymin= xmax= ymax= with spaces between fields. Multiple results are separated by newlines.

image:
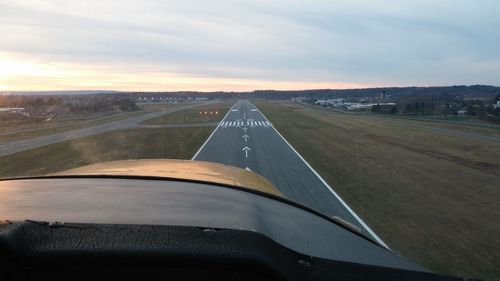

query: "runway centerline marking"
xmin=242 ymin=146 xmax=251 ymax=158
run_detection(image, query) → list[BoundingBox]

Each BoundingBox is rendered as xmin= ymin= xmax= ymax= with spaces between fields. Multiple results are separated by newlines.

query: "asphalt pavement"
xmin=193 ymin=100 xmax=387 ymax=246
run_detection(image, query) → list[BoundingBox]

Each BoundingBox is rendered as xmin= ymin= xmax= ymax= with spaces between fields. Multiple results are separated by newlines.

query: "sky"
xmin=0 ymin=0 xmax=499 ymax=91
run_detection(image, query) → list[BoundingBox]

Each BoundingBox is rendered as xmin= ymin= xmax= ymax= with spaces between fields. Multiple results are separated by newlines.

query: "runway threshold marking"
xmin=220 ymin=122 xmax=270 ymax=128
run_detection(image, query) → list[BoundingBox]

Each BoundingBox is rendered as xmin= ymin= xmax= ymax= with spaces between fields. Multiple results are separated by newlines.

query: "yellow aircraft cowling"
xmin=54 ymin=159 xmax=282 ymax=197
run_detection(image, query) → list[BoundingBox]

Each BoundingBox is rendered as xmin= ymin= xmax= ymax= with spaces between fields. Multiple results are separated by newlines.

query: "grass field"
xmin=0 ymin=102 xmax=220 ymax=142
xmin=141 ymin=100 xmax=233 ymax=125
xmin=0 ymin=101 xmax=234 ymax=178
xmin=0 ymin=110 xmax=149 ymax=142
xmin=255 ymin=100 xmax=500 ymax=281
xmin=301 ymin=103 xmax=500 ymax=138
xmin=363 ymin=112 xmax=500 ymax=138
xmin=0 ymin=127 xmax=212 ymax=178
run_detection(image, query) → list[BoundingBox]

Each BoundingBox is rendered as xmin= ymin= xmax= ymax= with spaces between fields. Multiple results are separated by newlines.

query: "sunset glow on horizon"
xmin=0 ymin=53 xmax=376 ymax=91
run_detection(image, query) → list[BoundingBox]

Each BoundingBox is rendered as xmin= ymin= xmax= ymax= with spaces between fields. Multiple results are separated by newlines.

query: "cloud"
xmin=0 ymin=0 xmax=499 ymax=90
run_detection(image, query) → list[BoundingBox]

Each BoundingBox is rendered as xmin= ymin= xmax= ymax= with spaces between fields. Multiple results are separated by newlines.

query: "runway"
xmin=193 ymin=100 xmax=386 ymax=246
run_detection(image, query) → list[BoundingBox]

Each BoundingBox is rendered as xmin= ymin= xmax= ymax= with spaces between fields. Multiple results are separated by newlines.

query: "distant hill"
xmin=246 ymin=85 xmax=500 ymax=100
xmin=2 ymin=85 xmax=499 ymax=100
xmin=0 ymin=90 xmax=118 ymax=96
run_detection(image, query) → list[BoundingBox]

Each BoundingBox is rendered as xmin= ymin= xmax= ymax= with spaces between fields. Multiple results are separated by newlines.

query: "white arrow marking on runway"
xmin=242 ymin=127 xmax=248 ymax=132
xmin=242 ymin=135 xmax=249 ymax=142
xmin=242 ymin=146 xmax=251 ymax=158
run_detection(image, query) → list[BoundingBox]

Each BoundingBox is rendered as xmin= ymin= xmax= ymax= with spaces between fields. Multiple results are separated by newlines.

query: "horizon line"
xmin=1 ymin=84 xmax=499 ymax=94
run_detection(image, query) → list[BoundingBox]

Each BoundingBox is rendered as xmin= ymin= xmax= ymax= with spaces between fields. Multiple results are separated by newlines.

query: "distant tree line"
xmin=371 ymin=104 xmax=397 ymax=114
xmin=123 ymin=85 xmax=500 ymax=101
xmin=0 ymin=94 xmax=138 ymax=116
xmin=397 ymin=95 xmax=500 ymax=120
xmin=0 ymin=96 xmax=63 ymax=108
xmin=2 ymin=85 xmax=499 ymax=120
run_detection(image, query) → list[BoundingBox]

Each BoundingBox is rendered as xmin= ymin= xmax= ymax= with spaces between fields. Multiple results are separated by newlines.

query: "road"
xmin=193 ymin=100 xmax=386 ymax=246
xmin=0 ymin=102 xmax=215 ymax=157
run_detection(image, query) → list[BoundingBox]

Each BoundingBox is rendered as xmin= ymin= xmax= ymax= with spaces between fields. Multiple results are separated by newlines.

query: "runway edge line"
xmin=253 ymin=101 xmax=390 ymax=249
xmin=191 ymin=102 xmax=236 ymax=160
